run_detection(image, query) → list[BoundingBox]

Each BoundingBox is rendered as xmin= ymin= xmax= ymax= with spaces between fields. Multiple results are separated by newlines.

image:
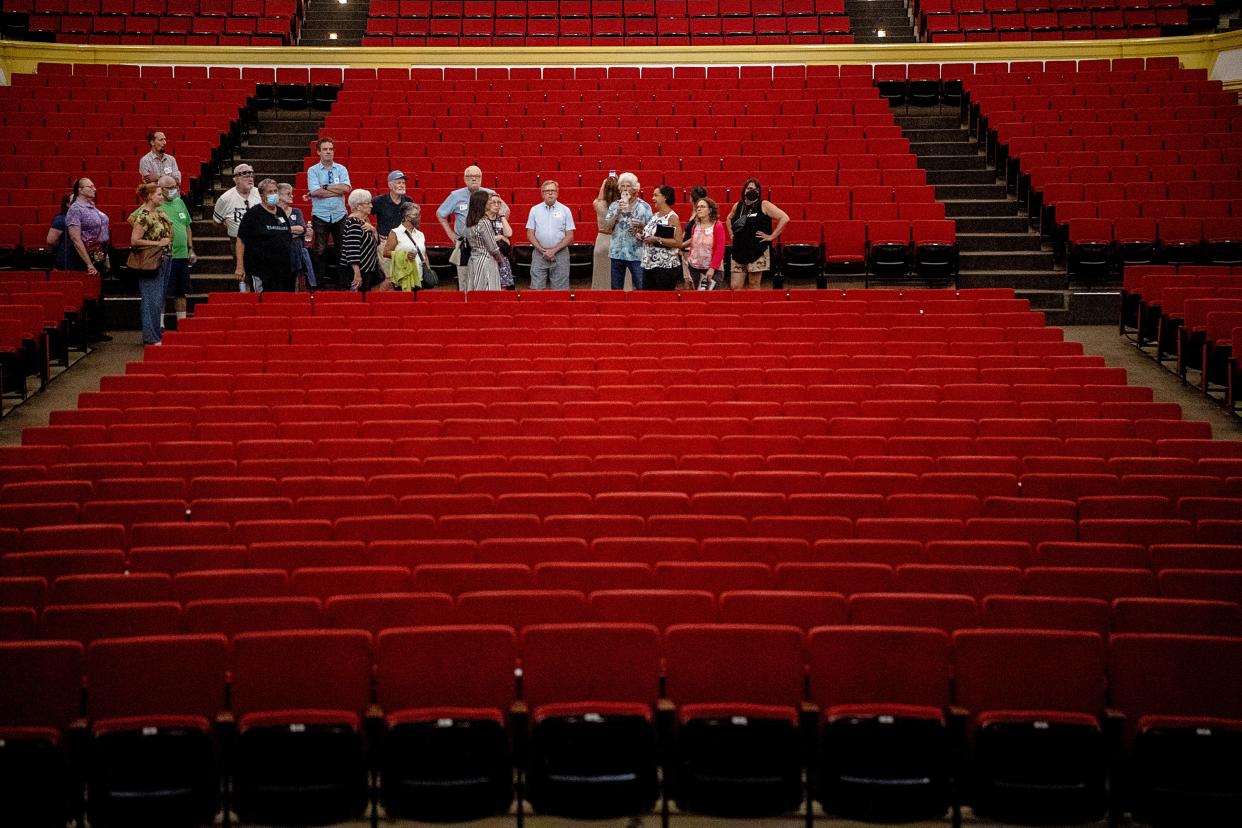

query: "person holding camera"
xmin=591 ymin=174 xmax=621 ymax=289
xmin=600 ymin=171 xmax=651 ymax=291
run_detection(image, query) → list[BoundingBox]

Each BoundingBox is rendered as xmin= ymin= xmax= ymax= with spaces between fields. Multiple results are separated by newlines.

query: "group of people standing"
xmin=592 ymin=173 xmax=790 ymax=292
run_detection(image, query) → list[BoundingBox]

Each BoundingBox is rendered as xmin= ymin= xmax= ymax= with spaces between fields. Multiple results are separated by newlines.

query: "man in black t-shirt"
xmin=236 ymin=178 xmax=294 ymax=293
xmin=371 ymin=170 xmax=412 ymax=281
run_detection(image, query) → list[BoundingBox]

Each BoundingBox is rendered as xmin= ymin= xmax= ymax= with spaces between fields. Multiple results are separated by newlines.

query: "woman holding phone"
xmin=591 ymin=174 xmax=621 ymax=290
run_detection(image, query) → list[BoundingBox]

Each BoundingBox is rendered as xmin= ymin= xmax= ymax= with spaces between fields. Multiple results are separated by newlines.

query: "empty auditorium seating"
xmin=953 ymin=629 xmax=1109 ymax=822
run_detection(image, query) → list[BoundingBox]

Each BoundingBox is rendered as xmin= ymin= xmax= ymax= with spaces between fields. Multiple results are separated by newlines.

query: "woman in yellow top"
xmin=128 ymin=182 xmax=172 ymax=345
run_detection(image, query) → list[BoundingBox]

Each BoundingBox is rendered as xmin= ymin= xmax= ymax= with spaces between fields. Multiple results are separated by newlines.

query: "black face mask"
xmin=744 ymin=189 xmax=760 ymax=203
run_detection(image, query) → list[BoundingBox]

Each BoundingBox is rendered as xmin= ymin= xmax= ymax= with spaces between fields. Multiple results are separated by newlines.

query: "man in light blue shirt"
xmin=437 ymin=165 xmax=508 ymax=287
xmin=525 ymin=180 xmax=575 ymax=290
xmin=306 ymin=137 xmax=351 ymax=288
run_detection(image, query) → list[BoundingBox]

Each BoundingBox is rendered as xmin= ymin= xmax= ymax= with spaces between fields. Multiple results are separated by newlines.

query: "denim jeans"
xmin=610 ymin=258 xmax=643 ymax=290
xmin=139 ymin=257 xmax=170 ymax=344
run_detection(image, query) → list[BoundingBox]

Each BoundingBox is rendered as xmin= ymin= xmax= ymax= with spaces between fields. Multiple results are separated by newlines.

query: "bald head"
xmin=464 ymin=166 xmax=483 ymax=192
xmin=157 ymin=174 xmax=177 ymax=190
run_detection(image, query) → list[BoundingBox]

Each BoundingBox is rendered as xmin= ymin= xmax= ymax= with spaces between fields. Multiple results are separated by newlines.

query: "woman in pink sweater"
xmin=682 ymin=196 xmax=726 ymax=291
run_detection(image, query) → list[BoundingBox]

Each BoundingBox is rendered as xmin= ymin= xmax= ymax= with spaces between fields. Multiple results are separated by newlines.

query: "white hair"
xmin=347 ymin=188 xmax=372 ymax=209
xmin=618 ymin=172 xmax=639 ymax=188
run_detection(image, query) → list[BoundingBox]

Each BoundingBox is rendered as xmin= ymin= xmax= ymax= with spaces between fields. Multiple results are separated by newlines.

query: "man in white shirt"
xmin=525 ymin=180 xmax=575 ymax=290
xmin=211 ymin=164 xmax=261 ymax=286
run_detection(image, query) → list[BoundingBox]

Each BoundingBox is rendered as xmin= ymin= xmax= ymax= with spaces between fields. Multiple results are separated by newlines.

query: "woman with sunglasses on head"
xmin=682 ymin=196 xmax=725 ymax=291
xmin=65 ymin=177 xmax=111 ymax=277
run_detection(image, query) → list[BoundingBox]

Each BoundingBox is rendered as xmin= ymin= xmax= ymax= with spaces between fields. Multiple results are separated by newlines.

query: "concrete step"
xmin=943 ymin=199 xmax=1020 ymax=217
xmin=956 ymin=232 xmax=1044 ymax=252
xmin=960 ymin=249 xmax=1056 ymax=270
xmin=240 ymin=144 xmax=312 ymax=160
xmin=847 ymin=15 xmax=913 ymax=27
xmin=910 ymin=141 xmax=980 ymax=156
xmin=954 ymin=216 xmax=1032 ymax=233
xmin=901 ymin=128 xmax=970 ymax=143
xmin=192 ymin=236 xmax=234 ymax=258
xmin=1016 ymin=290 xmax=1070 ymax=311
xmin=957 ymin=271 xmax=1069 ymax=290
xmin=845 ymin=0 xmax=909 ymax=10
xmin=852 ymin=34 xmax=918 ymax=42
xmin=934 ymin=183 xmax=1010 ymax=200
xmin=918 ymin=155 xmax=989 ymax=171
xmin=927 ymin=169 xmax=999 ymax=185
xmin=894 ymin=115 xmax=963 ymax=130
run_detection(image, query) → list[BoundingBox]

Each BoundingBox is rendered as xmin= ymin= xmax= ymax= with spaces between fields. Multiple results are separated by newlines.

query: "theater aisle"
xmin=0 ymin=332 xmax=141 ymax=447
xmin=1061 ymin=325 xmax=1242 ymax=441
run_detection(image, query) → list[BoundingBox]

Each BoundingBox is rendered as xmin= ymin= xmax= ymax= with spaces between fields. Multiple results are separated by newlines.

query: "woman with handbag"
xmin=464 ymin=190 xmax=503 ymax=292
xmin=128 ymin=182 xmax=172 ymax=345
xmin=341 ymin=189 xmax=382 ymax=292
xmin=383 ymin=202 xmax=434 ymax=291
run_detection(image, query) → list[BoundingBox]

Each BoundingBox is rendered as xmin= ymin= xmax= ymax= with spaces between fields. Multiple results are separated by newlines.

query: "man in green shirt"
xmin=157 ymin=174 xmax=195 ymax=322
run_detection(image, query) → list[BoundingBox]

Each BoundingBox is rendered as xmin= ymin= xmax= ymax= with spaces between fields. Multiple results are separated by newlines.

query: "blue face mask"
xmin=165 ymin=188 xmax=179 ymax=201
xmin=266 ymin=194 xmax=279 ymax=206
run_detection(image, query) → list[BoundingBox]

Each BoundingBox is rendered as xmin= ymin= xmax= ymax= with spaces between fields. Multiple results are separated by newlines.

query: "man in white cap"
xmin=372 ymin=170 xmax=412 ymax=280
xmin=212 ymin=163 xmax=261 ymax=288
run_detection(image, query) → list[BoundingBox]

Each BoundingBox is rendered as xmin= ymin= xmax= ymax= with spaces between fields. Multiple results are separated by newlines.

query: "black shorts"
xmin=165 ymin=258 xmax=191 ymax=297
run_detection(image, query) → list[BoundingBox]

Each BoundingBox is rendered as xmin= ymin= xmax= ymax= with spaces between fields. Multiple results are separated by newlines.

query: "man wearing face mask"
xmin=726 ymin=177 xmax=790 ymax=290
xmin=372 ymin=170 xmax=412 ymax=281
xmin=236 ymin=178 xmax=293 ymax=293
xmin=158 ymin=174 xmax=194 ymax=325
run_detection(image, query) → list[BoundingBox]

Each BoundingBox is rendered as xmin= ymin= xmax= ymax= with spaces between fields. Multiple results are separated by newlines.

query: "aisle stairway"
xmin=192 ymin=108 xmax=333 ymax=295
xmin=888 ymin=108 xmax=1103 ymax=322
xmin=300 ymin=0 xmax=371 ymax=45
xmin=846 ymin=0 xmax=918 ymax=43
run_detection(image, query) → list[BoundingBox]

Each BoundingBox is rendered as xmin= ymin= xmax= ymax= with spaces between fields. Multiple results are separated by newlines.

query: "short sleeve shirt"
xmin=604 ymin=198 xmax=652 ymax=262
xmin=64 ymin=199 xmax=110 ymax=250
xmin=371 ymin=192 xmax=412 ymax=238
xmin=306 ymin=162 xmax=350 ymax=223
xmin=437 ymin=186 xmax=496 ymax=236
xmin=525 ymin=201 xmax=576 ymax=249
xmin=139 ymin=151 xmax=181 ymax=185
xmin=237 ymin=203 xmax=293 ymax=278
xmin=160 ymin=196 xmax=192 ymax=259
xmin=213 ymin=187 xmax=261 ymax=238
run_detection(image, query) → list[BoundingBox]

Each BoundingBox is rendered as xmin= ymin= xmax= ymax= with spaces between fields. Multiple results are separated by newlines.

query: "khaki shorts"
xmin=730 ymin=249 xmax=770 ymax=276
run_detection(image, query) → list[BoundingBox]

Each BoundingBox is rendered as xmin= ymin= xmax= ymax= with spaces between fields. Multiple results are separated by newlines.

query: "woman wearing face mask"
xmin=601 ymin=171 xmax=651 ymax=290
xmin=127 ymin=182 xmax=172 ymax=345
xmin=383 ymin=202 xmax=432 ymax=291
xmin=340 ymin=189 xmax=382 ymax=292
xmin=727 ymin=177 xmax=789 ymax=290
xmin=639 ymin=185 xmax=683 ymax=291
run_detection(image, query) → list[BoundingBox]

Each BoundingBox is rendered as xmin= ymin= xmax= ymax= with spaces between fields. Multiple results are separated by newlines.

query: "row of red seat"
xmin=923 ymin=9 xmax=1190 ymax=39
xmin=370 ymin=0 xmax=848 ymax=14
xmin=5 ymin=586 xmax=1241 ymax=642
xmin=8 ymin=0 xmax=292 ymax=13
xmin=4 ymin=627 xmax=1235 ymax=823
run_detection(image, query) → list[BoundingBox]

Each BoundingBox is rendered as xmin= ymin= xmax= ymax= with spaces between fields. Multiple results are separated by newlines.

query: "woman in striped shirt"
xmin=341 ymin=189 xmax=381 ymax=291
